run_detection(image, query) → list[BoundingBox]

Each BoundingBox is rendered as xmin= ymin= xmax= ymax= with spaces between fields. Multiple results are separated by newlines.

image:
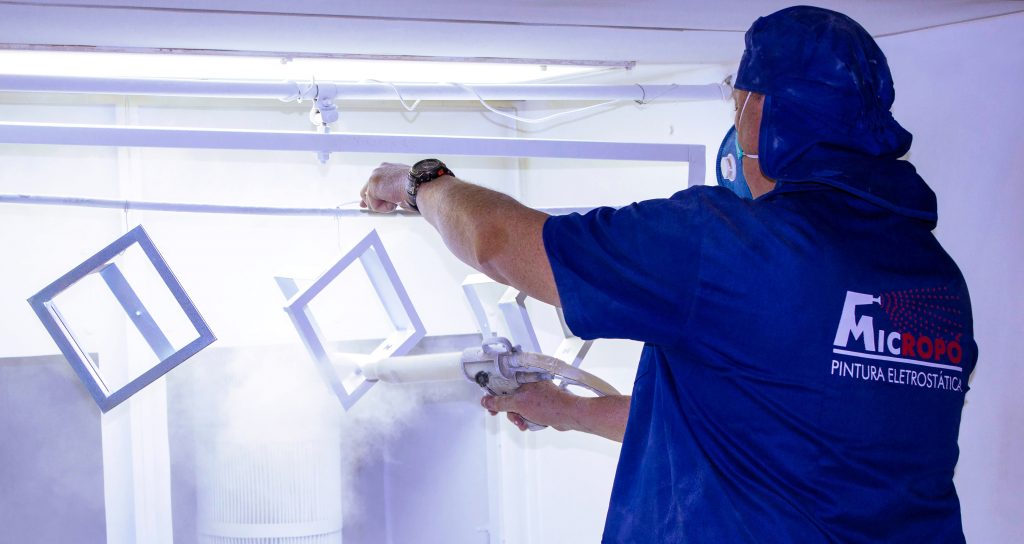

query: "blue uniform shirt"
xmin=543 ymin=183 xmax=977 ymax=543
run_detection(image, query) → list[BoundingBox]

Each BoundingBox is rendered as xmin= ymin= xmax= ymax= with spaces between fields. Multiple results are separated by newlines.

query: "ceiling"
xmin=0 ymin=1 xmax=1021 ymax=65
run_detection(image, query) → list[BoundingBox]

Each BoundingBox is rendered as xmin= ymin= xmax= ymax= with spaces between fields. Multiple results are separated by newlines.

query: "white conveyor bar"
xmin=0 ymin=74 xmax=730 ymax=102
xmin=0 ymin=122 xmax=706 ymax=167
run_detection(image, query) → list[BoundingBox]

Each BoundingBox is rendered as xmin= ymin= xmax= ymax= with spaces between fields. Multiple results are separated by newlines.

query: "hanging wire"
xmin=278 ymin=78 xmax=698 ymax=122
xmin=447 ymin=82 xmax=622 ymax=124
xmin=361 ymin=79 xmax=423 ymax=112
xmin=332 ymin=199 xmax=362 ymax=250
xmin=633 ymin=83 xmax=682 ymax=106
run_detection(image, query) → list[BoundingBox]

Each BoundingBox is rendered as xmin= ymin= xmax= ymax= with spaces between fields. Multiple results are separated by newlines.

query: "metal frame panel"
xmin=461 ymin=273 xmax=513 ymax=340
xmin=278 ymin=229 xmax=425 ymax=410
xmin=25 ymin=225 xmax=216 ymax=412
xmin=462 ymin=274 xmax=592 ymax=367
xmin=498 ymin=289 xmax=542 ymax=353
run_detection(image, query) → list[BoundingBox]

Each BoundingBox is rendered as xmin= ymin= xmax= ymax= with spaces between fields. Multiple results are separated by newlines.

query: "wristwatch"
xmin=406 ymin=158 xmax=454 ymax=211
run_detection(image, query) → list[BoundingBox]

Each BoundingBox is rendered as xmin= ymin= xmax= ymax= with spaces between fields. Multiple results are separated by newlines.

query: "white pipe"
xmin=0 ymin=194 xmax=598 ymax=217
xmin=0 ymin=122 xmax=704 ymax=163
xmin=358 ymin=352 xmax=465 ymax=383
xmin=0 ymin=74 xmax=730 ymax=102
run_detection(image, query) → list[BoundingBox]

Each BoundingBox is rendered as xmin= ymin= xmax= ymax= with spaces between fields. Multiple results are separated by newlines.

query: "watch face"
xmin=412 ymin=158 xmax=442 ymax=175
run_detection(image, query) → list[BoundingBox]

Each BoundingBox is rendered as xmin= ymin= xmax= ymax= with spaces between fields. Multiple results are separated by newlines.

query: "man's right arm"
xmin=360 ymin=162 xmax=559 ymax=306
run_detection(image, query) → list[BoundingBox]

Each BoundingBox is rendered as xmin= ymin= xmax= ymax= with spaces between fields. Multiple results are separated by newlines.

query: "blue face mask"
xmin=716 ymin=126 xmax=754 ymax=200
xmin=716 ymin=92 xmax=760 ymax=200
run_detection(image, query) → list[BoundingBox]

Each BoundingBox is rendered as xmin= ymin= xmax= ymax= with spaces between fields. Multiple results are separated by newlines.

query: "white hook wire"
xmin=362 ymin=79 xmax=422 ymax=112
xmin=447 ymin=82 xmax=621 ymax=124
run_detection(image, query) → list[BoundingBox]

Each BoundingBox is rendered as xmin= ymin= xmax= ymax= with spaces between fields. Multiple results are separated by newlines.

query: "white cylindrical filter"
xmin=196 ymin=438 xmax=343 ymax=544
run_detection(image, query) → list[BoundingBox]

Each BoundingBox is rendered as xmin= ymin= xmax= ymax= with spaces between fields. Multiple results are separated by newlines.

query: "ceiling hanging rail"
xmin=0 ymin=74 xmax=730 ymax=102
xmin=0 ymin=194 xmax=601 ymax=218
xmin=0 ymin=122 xmax=707 ymax=166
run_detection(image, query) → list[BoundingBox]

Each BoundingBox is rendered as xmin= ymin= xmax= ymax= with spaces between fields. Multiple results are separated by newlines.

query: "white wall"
xmin=881 ymin=12 xmax=1024 ymax=542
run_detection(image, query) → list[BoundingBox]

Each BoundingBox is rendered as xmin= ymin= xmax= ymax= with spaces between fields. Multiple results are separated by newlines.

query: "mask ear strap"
xmin=737 ymin=92 xmax=759 ymax=159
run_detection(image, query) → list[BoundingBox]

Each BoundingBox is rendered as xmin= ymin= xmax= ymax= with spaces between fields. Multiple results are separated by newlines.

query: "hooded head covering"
xmin=734 ymin=5 xmax=937 ymax=224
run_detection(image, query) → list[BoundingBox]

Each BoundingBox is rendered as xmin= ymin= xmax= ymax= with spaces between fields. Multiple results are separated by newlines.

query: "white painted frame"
xmin=277 ymin=229 xmax=425 ymax=410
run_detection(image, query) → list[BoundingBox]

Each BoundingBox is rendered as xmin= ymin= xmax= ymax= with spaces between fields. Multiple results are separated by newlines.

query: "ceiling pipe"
xmin=0 ymin=121 xmax=706 ymax=164
xmin=0 ymin=194 xmax=600 ymax=218
xmin=0 ymin=74 xmax=730 ymax=102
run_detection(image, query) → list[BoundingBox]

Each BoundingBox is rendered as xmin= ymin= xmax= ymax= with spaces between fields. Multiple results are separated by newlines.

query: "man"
xmin=360 ymin=6 xmax=976 ymax=543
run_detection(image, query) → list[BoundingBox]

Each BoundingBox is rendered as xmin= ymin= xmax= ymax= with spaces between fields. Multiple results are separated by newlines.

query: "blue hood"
xmin=735 ymin=5 xmax=937 ymax=225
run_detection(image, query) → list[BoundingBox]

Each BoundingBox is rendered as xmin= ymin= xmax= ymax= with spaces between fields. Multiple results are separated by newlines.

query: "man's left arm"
xmin=360 ymin=162 xmax=560 ymax=306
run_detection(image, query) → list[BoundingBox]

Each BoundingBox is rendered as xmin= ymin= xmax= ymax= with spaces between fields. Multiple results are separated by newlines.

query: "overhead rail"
xmin=0 ymin=122 xmax=706 ymax=166
xmin=0 ymin=194 xmax=599 ymax=218
xmin=0 ymin=74 xmax=730 ymax=103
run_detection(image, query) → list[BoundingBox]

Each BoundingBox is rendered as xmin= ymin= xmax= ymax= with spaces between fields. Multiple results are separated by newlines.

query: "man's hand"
xmin=359 ymin=162 xmax=411 ymax=212
xmin=481 ymin=381 xmax=582 ymax=432
xmin=481 ymin=382 xmax=631 ymax=442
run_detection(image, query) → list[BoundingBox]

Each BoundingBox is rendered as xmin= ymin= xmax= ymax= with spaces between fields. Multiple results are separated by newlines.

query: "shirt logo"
xmin=830 ymin=289 xmax=966 ymax=392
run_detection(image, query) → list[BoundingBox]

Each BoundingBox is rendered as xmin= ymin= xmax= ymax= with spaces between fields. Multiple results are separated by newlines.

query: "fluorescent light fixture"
xmin=26 ymin=225 xmax=216 ymax=412
xmin=0 ymin=50 xmax=608 ymax=84
xmin=277 ymin=229 xmax=425 ymax=410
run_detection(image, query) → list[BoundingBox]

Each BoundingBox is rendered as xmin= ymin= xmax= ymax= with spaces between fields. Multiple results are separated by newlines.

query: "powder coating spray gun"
xmin=358 ymin=337 xmax=620 ymax=430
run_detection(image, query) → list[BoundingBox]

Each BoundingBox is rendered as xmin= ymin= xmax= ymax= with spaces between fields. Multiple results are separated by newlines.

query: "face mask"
xmin=715 ymin=92 xmax=759 ymax=200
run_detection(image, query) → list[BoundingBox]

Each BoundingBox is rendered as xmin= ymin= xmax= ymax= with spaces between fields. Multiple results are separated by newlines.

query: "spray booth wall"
xmin=1 ymin=11 xmax=1022 ymax=541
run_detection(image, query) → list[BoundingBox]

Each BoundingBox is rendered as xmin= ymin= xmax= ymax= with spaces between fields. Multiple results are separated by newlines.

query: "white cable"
xmin=361 ymin=79 xmax=423 ymax=112
xmin=447 ymin=82 xmax=622 ymax=124
xmin=279 ymin=79 xmax=705 ymax=120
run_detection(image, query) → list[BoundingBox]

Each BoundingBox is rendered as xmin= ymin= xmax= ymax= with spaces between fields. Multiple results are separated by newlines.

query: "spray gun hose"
xmin=515 ymin=352 xmax=621 ymax=397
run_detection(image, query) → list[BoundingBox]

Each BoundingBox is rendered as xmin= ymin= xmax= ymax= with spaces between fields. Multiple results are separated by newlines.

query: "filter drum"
xmin=197 ymin=438 xmax=343 ymax=544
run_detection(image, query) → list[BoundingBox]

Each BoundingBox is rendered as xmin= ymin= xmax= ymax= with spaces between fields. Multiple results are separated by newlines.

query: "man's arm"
xmin=360 ymin=162 xmax=559 ymax=306
xmin=360 ymin=163 xmax=629 ymax=441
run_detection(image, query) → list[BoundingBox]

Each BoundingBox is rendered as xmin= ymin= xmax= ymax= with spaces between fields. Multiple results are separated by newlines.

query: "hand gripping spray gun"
xmin=358 ymin=337 xmax=620 ymax=430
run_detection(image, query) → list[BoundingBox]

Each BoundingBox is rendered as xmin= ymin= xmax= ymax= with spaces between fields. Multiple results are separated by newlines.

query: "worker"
xmin=359 ymin=5 xmax=976 ymax=543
